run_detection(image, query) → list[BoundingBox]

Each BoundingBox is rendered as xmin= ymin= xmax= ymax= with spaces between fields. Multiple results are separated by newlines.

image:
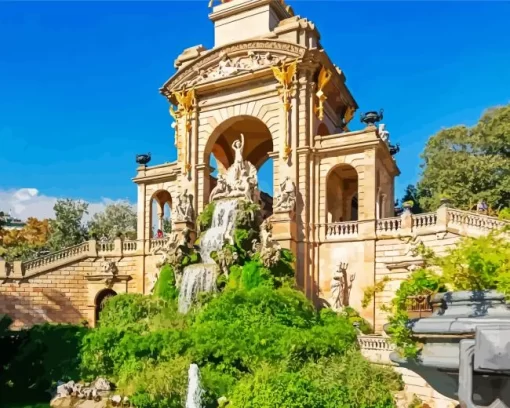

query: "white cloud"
xmin=0 ymin=188 xmax=135 ymax=223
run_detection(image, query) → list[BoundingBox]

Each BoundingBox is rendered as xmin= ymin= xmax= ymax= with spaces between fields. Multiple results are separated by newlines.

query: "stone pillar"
xmin=137 ymin=183 xmax=146 ymax=242
xmin=157 ymin=207 xmax=164 ymax=232
xmin=401 ymin=203 xmax=413 ymax=234
xmin=271 ymin=210 xmax=297 ymax=255
xmin=361 ymin=147 xmax=377 ymax=222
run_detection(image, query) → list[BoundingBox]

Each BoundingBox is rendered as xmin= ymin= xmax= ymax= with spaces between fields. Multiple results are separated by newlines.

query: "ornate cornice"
xmin=160 ymin=39 xmax=307 ymax=98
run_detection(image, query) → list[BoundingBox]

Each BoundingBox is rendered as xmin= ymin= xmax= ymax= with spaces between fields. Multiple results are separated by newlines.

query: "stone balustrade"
xmin=324 ymin=207 xmax=509 ymax=241
xmin=357 ymin=335 xmax=395 ymax=365
xmin=447 ymin=208 xmax=508 ymax=231
xmin=324 ymin=221 xmax=359 ymax=239
xmin=376 ymin=217 xmax=401 ymax=233
xmin=1 ymin=207 xmax=508 ymax=279
xmin=0 ymin=238 xmax=147 ymax=280
xmin=412 ymin=212 xmax=437 ymax=229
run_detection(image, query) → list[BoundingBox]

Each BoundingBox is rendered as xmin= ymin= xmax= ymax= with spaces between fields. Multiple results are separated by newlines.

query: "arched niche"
xmin=149 ymin=190 xmax=172 ymax=238
xmin=203 ymin=115 xmax=274 ymax=208
xmin=325 ymin=164 xmax=359 ymax=222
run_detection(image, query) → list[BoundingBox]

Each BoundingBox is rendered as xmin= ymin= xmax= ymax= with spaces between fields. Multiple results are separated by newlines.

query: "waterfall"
xmin=185 ymin=364 xmax=203 ymax=408
xmin=178 ymin=199 xmax=238 ymax=313
xmin=198 ymin=199 xmax=238 ymax=263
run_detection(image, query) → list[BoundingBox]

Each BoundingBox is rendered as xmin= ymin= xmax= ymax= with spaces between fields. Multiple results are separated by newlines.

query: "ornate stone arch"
xmin=196 ymin=105 xmax=281 ymax=211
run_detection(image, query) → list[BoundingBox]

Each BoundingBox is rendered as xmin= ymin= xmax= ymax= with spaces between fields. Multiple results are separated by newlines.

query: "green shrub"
xmin=0 ymin=323 xmax=87 ymax=405
xmin=126 ymin=358 xmax=190 ymax=408
xmin=197 ymin=202 xmax=216 ymax=233
xmin=153 ymin=264 xmax=179 ymax=301
xmin=98 ymin=293 xmax=164 ymax=330
xmin=229 ymin=351 xmax=401 ymax=408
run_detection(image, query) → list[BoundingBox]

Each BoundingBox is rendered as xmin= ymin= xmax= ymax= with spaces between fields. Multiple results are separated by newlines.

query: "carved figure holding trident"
xmin=231 ymin=133 xmax=245 ymax=180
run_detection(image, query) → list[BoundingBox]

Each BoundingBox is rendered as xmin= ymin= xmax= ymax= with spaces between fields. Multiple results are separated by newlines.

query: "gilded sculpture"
xmin=342 ymin=106 xmax=356 ymax=131
xmin=172 ymin=88 xmax=196 ymax=173
xmin=271 ymin=59 xmax=297 ymax=161
xmin=314 ymin=66 xmax=332 ymax=121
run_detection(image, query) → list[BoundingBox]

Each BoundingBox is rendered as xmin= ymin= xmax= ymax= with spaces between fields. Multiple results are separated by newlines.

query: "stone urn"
xmin=389 ymin=291 xmax=510 ymax=406
xmin=360 ymin=109 xmax=383 ymax=127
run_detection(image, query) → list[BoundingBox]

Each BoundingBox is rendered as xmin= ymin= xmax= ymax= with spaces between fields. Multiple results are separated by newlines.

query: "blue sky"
xmin=1 ymin=1 xmax=510 ymax=219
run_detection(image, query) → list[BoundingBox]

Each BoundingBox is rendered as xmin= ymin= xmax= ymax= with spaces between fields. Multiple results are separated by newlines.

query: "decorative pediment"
xmin=160 ymin=39 xmax=308 ymax=96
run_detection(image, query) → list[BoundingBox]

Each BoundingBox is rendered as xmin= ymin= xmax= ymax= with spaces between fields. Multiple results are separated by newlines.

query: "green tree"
xmin=88 ymin=202 xmax=137 ymax=240
xmin=400 ymin=184 xmax=423 ymax=214
xmin=47 ymin=199 xmax=89 ymax=251
xmin=417 ymin=104 xmax=510 ymax=211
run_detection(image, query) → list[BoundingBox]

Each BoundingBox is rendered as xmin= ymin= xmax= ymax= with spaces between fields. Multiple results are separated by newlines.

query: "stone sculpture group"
xmin=209 ymin=134 xmax=260 ymax=203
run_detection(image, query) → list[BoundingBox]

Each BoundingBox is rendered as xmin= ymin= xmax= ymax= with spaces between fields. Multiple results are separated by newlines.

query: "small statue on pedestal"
xmin=274 ymin=177 xmax=296 ymax=212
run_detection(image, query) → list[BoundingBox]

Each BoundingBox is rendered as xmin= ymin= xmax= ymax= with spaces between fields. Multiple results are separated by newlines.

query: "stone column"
xmin=157 ymin=206 xmax=164 ymax=232
xmin=136 ymin=183 xmax=146 ymax=243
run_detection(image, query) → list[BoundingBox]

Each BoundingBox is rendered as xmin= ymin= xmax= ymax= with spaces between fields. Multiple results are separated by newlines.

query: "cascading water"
xmin=185 ymin=364 xmax=204 ymax=408
xmin=178 ymin=199 xmax=238 ymax=313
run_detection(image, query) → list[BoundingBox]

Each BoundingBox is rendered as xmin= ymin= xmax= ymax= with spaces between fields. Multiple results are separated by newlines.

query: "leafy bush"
xmin=230 ymin=351 xmax=401 ymax=408
xmin=97 ymin=293 xmax=164 ymax=330
xmin=384 ymin=231 xmax=510 ymax=357
xmin=153 ymin=264 xmax=179 ymax=301
xmin=0 ymin=322 xmax=87 ymax=405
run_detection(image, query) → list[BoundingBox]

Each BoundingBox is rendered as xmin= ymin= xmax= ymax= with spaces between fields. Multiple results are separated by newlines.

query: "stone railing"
xmin=149 ymin=238 xmax=169 ymax=253
xmin=22 ymin=241 xmax=94 ymax=276
xmin=412 ymin=212 xmax=437 ymax=229
xmin=0 ymin=238 xmax=146 ymax=279
xmin=376 ymin=217 xmax=401 ymax=233
xmin=447 ymin=208 xmax=508 ymax=232
xmin=357 ymin=334 xmax=394 ymax=351
xmin=322 ymin=206 xmax=510 ymax=242
xmin=357 ymin=335 xmax=395 ymax=365
xmin=324 ymin=221 xmax=359 ymax=239
xmin=122 ymin=240 xmax=138 ymax=253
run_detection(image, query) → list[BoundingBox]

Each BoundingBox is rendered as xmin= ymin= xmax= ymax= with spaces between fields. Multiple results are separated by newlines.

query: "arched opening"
xmin=204 ymin=115 xmax=274 ymax=215
xmin=95 ymin=288 xmax=117 ymax=325
xmin=326 ymin=164 xmax=359 ymax=222
xmin=150 ymin=190 xmax=172 ymax=238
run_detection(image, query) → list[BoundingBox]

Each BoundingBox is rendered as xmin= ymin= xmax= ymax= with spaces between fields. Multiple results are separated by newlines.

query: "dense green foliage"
xmin=0 ymin=315 xmax=87 ymax=406
xmin=153 ymin=264 xmax=179 ymax=301
xmin=2 ymin=200 xmax=401 ymax=407
xmin=76 ymin=199 xmax=398 ymax=406
xmin=405 ymin=104 xmax=510 ymax=211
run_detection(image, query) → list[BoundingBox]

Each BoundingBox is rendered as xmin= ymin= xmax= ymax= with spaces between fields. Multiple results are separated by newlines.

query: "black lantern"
xmin=360 ymin=109 xmax=384 ymax=127
xmin=136 ymin=153 xmax=151 ymax=166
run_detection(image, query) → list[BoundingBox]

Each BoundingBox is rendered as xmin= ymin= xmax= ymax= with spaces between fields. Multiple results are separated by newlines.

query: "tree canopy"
xmin=87 ymin=202 xmax=137 ymax=240
xmin=0 ymin=218 xmax=51 ymax=262
xmin=47 ymin=199 xmax=89 ymax=251
xmin=414 ymin=104 xmax=510 ymax=212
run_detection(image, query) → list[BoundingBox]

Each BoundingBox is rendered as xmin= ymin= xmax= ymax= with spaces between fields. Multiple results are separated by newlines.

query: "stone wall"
xmin=0 ymin=240 xmax=149 ymax=329
xmin=373 ymin=231 xmax=462 ymax=332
